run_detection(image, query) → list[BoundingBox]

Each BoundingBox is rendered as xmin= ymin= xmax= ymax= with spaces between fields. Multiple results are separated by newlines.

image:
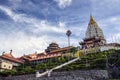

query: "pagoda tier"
xmin=45 ymin=42 xmax=60 ymax=53
xmin=80 ymin=37 xmax=106 ymax=49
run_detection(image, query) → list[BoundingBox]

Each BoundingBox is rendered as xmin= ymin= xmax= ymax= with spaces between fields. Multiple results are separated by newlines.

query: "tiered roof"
xmin=45 ymin=42 xmax=60 ymax=52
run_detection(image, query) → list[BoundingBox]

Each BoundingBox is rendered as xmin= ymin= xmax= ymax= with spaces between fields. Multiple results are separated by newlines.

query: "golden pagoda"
xmin=80 ymin=16 xmax=106 ymax=49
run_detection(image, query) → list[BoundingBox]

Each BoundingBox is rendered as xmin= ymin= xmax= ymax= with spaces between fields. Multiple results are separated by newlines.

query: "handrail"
xmin=36 ymin=50 xmax=82 ymax=78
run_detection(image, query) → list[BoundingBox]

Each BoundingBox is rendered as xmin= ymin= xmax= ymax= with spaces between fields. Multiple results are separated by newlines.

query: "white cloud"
xmin=0 ymin=6 xmax=27 ymax=22
xmin=0 ymin=30 xmax=80 ymax=57
xmin=0 ymin=32 xmax=49 ymax=57
xmin=59 ymin=22 xmax=66 ymax=28
xmin=97 ymin=15 xmax=120 ymax=44
xmin=32 ymin=20 xmax=66 ymax=34
xmin=54 ymin=0 xmax=72 ymax=9
xmin=0 ymin=5 xmax=71 ymax=57
xmin=106 ymin=33 xmax=120 ymax=43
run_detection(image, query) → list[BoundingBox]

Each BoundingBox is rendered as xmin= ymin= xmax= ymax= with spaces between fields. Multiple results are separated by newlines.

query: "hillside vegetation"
xmin=0 ymin=49 xmax=120 ymax=76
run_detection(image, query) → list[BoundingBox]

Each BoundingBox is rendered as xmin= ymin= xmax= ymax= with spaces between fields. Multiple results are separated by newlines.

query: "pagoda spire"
xmin=88 ymin=15 xmax=96 ymax=25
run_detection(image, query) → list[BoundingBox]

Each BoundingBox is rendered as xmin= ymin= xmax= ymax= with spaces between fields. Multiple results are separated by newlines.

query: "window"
xmin=4 ymin=65 xmax=6 ymax=67
xmin=9 ymin=66 xmax=11 ymax=69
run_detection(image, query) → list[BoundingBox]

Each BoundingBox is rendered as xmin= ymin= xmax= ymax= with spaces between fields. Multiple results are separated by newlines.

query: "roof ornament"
xmin=10 ymin=50 xmax=12 ymax=54
xmin=23 ymin=54 xmax=26 ymax=56
xmin=89 ymin=15 xmax=96 ymax=25
xmin=35 ymin=51 xmax=37 ymax=54
xmin=2 ymin=51 xmax=5 ymax=55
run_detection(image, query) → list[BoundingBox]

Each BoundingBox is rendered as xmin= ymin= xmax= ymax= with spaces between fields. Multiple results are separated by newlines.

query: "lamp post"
xmin=66 ymin=30 xmax=72 ymax=60
xmin=66 ymin=30 xmax=72 ymax=47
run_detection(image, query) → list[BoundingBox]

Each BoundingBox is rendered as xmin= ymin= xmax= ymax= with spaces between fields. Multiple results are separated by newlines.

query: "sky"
xmin=0 ymin=0 xmax=120 ymax=57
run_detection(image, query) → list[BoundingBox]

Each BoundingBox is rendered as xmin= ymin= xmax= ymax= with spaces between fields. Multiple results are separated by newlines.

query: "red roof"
xmin=0 ymin=53 xmax=23 ymax=64
xmin=21 ymin=46 xmax=73 ymax=61
xmin=49 ymin=46 xmax=73 ymax=53
xmin=21 ymin=53 xmax=62 ymax=61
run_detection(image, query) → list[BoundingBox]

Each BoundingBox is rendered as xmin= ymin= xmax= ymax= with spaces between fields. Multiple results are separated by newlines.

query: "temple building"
xmin=20 ymin=42 xmax=73 ymax=64
xmin=80 ymin=16 xmax=106 ymax=49
xmin=0 ymin=43 xmax=73 ymax=69
xmin=0 ymin=50 xmax=23 ymax=71
xmin=45 ymin=42 xmax=60 ymax=53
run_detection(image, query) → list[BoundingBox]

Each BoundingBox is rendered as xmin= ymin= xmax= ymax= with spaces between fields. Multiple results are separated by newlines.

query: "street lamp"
xmin=66 ymin=30 xmax=72 ymax=60
xmin=66 ymin=30 xmax=72 ymax=47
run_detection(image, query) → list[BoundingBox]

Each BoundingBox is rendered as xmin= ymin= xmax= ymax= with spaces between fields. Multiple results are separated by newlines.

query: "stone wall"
xmin=1 ymin=70 xmax=108 ymax=80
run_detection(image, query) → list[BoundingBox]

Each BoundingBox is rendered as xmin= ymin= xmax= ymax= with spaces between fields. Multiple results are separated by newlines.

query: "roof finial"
xmin=2 ymin=51 xmax=5 ymax=55
xmin=35 ymin=51 xmax=37 ymax=54
xmin=10 ymin=50 xmax=12 ymax=54
xmin=23 ymin=54 xmax=25 ymax=56
xmin=89 ymin=15 xmax=96 ymax=25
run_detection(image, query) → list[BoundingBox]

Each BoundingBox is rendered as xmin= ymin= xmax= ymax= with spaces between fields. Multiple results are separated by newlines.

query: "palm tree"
xmin=66 ymin=30 xmax=72 ymax=47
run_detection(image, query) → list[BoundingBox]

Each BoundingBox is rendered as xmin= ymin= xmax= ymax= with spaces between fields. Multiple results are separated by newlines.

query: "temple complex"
xmin=80 ymin=16 xmax=106 ymax=49
xmin=0 ymin=42 xmax=73 ymax=71
xmin=0 ymin=16 xmax=120 ymax=72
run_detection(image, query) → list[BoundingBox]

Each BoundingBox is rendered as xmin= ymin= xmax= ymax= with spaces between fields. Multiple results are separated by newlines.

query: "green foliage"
xmin=0 ymin=69 xmax=17 ymax=76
